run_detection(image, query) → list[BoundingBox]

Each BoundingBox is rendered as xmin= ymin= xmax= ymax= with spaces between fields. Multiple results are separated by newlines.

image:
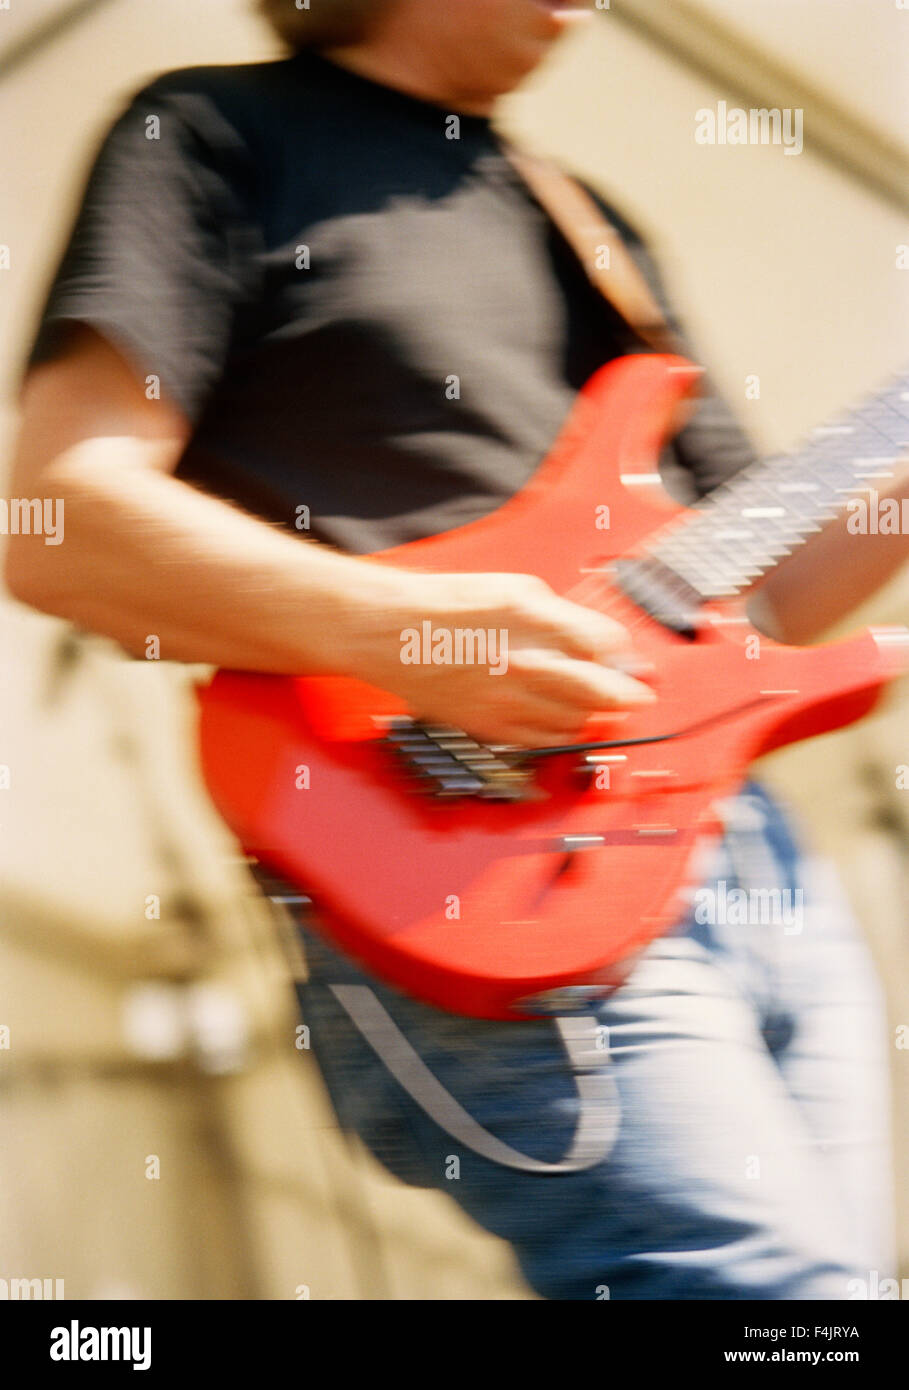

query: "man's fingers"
xmin=522 ymin=592 xmax=633 ymax=662
xmin=509 ymin=651 xmax=656 ymax=709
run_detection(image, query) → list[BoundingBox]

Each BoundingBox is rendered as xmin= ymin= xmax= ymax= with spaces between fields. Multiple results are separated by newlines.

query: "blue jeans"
xmin=292 ymin=782 xmax=895 ymax=1300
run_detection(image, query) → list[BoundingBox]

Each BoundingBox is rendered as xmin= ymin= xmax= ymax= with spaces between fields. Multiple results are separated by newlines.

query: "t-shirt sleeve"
xmin=585 ymin=186 xmax=761 ymax=499
xmin=23 ymin=80 xmax=260 ymax=425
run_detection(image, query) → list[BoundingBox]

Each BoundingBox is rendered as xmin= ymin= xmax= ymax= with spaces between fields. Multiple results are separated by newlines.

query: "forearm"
xmin=5 ymin=436 xmax=656 ymax=746
xmin=5 ymin=333 xmax=657 ymax=748
xmin=747 ymin=470 xmax=909 ymax=644
xmin=5 ymin=442 xmax=400 ymax=674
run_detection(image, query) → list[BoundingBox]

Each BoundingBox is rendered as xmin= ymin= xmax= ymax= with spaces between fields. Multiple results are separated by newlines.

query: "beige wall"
xmin=1 ymin=1 xmax=907 ymax=1298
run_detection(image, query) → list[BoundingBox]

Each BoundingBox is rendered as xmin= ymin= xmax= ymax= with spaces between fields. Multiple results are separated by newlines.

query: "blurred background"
xmin=1 ymin=0 xmax=907 ymax=1299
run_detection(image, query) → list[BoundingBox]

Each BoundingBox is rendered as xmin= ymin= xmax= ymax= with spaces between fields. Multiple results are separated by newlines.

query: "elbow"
xmin=3 ymin=541 xmax=68 ymax=618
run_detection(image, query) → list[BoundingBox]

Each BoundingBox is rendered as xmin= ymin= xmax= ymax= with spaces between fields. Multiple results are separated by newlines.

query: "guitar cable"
xmin=519 ymin=693 xmax=778 ymax=761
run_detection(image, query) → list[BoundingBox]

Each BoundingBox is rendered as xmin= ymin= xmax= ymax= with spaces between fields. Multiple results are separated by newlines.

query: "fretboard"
xmin=648 ymin=369 xmax=909 ymax=599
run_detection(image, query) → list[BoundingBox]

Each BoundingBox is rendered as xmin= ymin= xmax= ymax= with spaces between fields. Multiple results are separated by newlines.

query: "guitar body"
xmin=198 ymin=355 xmax=908 ymax=1018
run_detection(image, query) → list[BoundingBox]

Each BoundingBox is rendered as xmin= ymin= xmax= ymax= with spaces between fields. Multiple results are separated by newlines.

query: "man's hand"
xmin=326 ymin=569 xmax=655 ymax=748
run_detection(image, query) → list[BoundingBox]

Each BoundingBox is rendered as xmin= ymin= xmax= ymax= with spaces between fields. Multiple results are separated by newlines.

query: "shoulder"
xmin=132 ymin=55 xmax=300 ymax=104
xmin=111 ymin=57 xmax=309 ymax=157
xmin=88 ymin=58 xmax=310 ymax=202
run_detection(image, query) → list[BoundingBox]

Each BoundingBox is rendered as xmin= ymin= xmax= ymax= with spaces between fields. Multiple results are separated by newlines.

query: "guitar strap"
xmin=329 ymin=986 xmax=620 ymax=1175
xmin=504 ymin=146 xmax=687 ymax=357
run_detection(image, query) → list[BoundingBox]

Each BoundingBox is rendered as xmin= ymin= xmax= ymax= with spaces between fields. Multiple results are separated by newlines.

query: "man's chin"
xmin=530 ymin=0 xmax=595 ymax=37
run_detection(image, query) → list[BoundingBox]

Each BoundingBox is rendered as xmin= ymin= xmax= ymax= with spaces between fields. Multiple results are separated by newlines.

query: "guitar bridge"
xmin=380 ymin=717 xmax=537 ymax=801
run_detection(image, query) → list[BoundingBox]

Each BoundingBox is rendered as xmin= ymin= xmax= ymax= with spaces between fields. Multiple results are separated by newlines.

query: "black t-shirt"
xmin=26 ymin=50 xmax=758 ymax=552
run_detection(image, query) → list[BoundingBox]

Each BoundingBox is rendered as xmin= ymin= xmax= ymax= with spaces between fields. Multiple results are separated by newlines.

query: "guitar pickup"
xmin=613 ymin=557 xmax=705 ymax=636
xmin=382 ymin=718 xmax=538 ymax=801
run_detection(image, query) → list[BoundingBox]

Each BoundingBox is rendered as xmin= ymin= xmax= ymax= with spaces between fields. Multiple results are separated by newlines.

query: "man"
xmin=6 ymin=0 xmax=905 ymax=1298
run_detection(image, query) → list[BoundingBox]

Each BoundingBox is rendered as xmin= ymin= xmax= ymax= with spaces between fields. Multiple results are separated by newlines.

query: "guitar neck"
xmin=648 ymin=368 xmax=909 ymax=599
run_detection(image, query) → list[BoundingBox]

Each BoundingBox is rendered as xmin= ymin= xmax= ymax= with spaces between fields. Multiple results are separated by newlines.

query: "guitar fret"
xmin=647 ymin=367 xmax=909 ymax=598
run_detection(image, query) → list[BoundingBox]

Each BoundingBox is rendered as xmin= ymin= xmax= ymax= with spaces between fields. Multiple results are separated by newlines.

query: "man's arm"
xmin=747 ymin=472 xmax=909 ymax=645
xmin=5 ymin=326 xmax=654 ymax=748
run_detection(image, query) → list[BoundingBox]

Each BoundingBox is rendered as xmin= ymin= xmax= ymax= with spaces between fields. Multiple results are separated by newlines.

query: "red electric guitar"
xmin=198 ymin=351 xmax=909 ymax=1019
